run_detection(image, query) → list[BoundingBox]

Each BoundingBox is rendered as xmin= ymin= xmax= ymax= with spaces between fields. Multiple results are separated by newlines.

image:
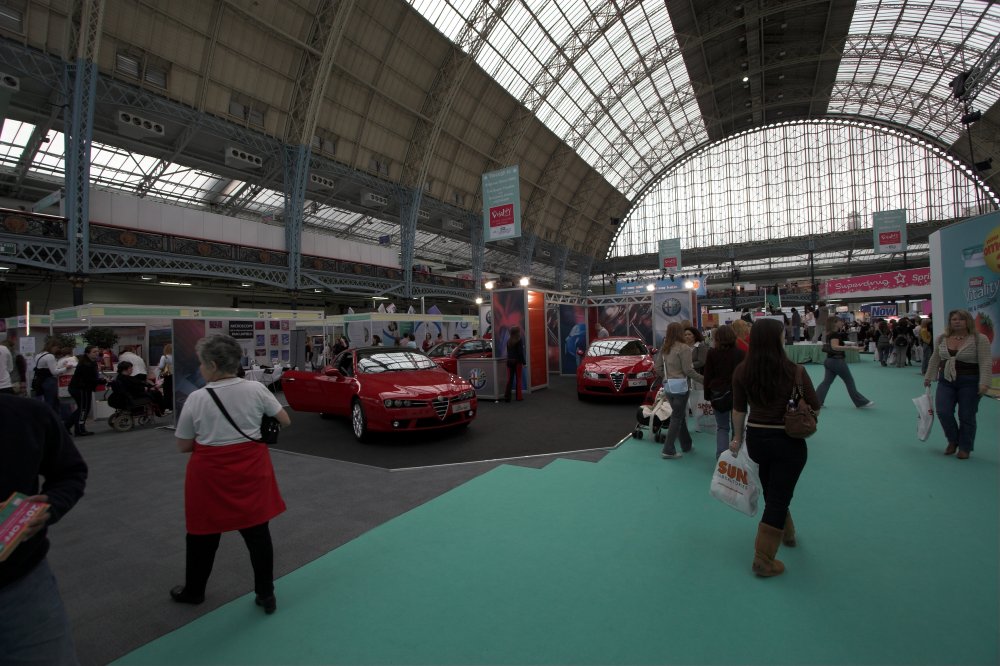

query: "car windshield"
xmin=356 ymin=350 xmax=438 ymax=373
xmin=587 ymin=339 xmax=648 ymax=357
xmin=427 ymin=342 xmax=458 ymax=357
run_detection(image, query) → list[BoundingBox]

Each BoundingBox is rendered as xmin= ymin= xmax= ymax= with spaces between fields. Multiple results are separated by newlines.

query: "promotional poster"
xmin=651 ymin=291 xmax=696 ymax=348
xmin=929 ymin=211 xmax=1000 ymax=389
xmin=171 ymin=319 xmax=207 ymax=418
xmin=559 ymin=303 xmax=588 ymax=374
xmin=546 ymin=303 xmax=560 ymax=373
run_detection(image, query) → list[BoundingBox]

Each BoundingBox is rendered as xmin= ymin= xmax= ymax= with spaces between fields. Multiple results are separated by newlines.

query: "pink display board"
xmin=822 ymin=268 xmax=931 ymax=298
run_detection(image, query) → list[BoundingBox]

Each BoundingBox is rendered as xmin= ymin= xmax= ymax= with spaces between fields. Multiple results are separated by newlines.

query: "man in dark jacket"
xmin=0 ymin=394 xmax=88 ymax=664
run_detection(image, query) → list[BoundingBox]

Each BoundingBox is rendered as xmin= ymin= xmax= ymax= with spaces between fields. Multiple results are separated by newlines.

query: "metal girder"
xmin=397 ymin=187 xmax=419 ymax=298
xmin=285 ymin=0 xmax=354 ymax=146
xmin=64 ymin=0 xmax=106 ymax=275
xmin=553 ymin=169 xmax=601 ymax=247
xmin=517 ymin=232 xmax=537 ymax=277
xmin=963 ymin=32 xmax=1000 ymax=106
xmin=282 ymin=145 xmax=309 ymax=290
xmin=552 ymin=245 xmax=570 ymax=292
xmin=577 ymin=256 xmax=593 ymax=297
xmin=221 ymin=162 xmax=283 ymax=215
xmin=134 ymin=120 xmax=202 ymax=197
xmin=469 ymin=211 xmax=484 ymax=292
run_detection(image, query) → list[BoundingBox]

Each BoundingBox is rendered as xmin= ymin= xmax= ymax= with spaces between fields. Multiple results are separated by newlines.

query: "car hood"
xmin=581 ymin=356 xmax=653 ymax=374
xmin=362 ymin=369 xmax=472 ymax=398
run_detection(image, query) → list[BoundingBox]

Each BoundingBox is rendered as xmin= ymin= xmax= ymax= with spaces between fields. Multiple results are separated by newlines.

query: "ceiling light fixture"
xmin=158 ymin=281 xmax=192 ymax=287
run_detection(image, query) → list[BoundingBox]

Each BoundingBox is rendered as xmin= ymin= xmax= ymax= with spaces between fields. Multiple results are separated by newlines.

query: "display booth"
xmin=0 ymin=314 xmax=53 ymax=395
xmin=321 ymin=313 xmax=479 ymax=351
xmin=489 ymin=288 xmax=550 ymax=395
xmin=50 ymin=304 xmax=326 ymax=421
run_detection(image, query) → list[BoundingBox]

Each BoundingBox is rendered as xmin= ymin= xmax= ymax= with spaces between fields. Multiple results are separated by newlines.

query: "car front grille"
xmin=432 ymin=396 xmax=449 ymax=419
xmin=611 ymin=372 xmax=624 ymax=391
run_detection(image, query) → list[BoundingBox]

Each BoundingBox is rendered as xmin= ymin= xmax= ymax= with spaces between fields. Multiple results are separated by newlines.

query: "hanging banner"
xmin=873 ymin=209 xmax=907 ymax=254
xmin=482 ymin=165 xmax=521 ymax=242
xmin=822 ymin=267 xmax=930 ymax=298
xmin=658 ymin=238 xmax=682 ymax=271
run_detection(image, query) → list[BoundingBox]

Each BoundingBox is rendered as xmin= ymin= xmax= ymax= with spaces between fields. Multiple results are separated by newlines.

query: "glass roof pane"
xmin=407 ymin=0 xmax=701 ymax=199
xmin=0 ymin=119 xmax=35 ymax=167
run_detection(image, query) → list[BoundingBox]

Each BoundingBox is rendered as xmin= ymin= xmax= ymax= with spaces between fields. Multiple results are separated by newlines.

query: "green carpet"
xmin=115 ymin=362 xmax=999 ymax=665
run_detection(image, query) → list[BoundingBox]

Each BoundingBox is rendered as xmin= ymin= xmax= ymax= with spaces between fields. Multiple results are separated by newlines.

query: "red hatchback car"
xmin=576 ymin=337 xmax=656 ymax=400
xmin=281 ymin=347 xmax=478 ymax=441
xmin=426 ymin=338 xmax=493 ymax=374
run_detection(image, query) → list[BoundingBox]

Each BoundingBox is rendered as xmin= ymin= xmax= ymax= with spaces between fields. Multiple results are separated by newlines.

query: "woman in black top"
xmin=67 ymin=346 xmax=102 ymax=436
xmin=702 ymin=325 xmax=744 ymax=458
xmin=730 ymin=318 xmax=820 ymax=577
xmin=503 ymin=326 xmax=526 ymax=402
xmin=815 ymin=317 xmax=874 ymax=408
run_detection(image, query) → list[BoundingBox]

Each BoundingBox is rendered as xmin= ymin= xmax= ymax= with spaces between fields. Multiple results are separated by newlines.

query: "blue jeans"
xmin=935 ymin=375 xmax=983 ymax=452
xmin=815 ymin=357 xmax=869 ymax=407
xmin=661 ymin=391 xmax=692 ymax=455
xmin=0 ymin=559 xmax=79 ymax=665
xmin=35 ymin=377 xmax=59 ymax=414
xmin=714 ymin=409 xmax=731 ymax=458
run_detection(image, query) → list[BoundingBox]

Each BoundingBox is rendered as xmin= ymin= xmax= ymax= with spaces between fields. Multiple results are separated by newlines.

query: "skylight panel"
xmin=0 ymin=119 xmax=34 ymax=167
xmin=243 ymin=188 xmax=285 ymax=214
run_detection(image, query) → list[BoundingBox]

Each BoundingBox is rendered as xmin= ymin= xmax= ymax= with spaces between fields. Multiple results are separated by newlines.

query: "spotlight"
xmin=669 ymin=274 xmax=675 ymax=281
xmin=646 ymin=283 xmax=656 ymax=292
xmin=683 ymin=280 xmax=694 ymax=289
xmin=975 ymin=158 xmax=993 ymax=171
xmin=484 ymin=280 xmax=495 ymax=290
xmin=519 ymin=276 xmax=530 ymax=286
xmin=475 ymin=296 xmax=483 ymax=305
xmin=949 ymin=71 xmax=971 ymax=99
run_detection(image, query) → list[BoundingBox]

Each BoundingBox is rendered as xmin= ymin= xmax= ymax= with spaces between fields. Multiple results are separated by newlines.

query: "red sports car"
xmin=281 ymin=348 xmax=478 ymax=441
xmin=576 ymin=337 xmax=656 ymax=400
xmin=426 ymin=338 xmax=493 ymax=374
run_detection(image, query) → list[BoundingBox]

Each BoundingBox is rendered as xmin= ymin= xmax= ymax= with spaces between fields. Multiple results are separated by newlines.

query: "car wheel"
xmin=351 ymin=400 xmax=369 ymax=442
xmin=633 ymin=429 xmax=642 ymax=439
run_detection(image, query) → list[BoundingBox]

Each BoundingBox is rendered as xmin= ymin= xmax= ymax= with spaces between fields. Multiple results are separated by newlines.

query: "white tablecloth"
xmin=245 ymin=366 xmax=285 ymax=385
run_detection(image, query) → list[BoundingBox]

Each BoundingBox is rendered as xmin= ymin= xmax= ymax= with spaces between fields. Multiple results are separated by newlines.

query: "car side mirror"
xmin=324 ymin=367 xmax=342 ymax=378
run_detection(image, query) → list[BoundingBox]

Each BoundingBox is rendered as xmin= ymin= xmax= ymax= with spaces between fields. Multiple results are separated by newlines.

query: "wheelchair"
xmin=105 ymin=384 xmax=164 ymax=432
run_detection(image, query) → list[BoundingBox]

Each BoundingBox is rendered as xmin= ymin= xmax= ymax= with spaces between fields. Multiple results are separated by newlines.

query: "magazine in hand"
xmin=0 ymin=492 xmax=50 ymax=562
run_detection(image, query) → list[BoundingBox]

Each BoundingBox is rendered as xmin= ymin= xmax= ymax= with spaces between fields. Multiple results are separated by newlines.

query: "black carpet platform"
xmin=274 ymin=375 xmax=643 ymax=469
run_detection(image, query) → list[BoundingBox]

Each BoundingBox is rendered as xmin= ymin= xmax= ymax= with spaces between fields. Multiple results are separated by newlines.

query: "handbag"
xmin=709 ymin=445 xmax=760 ymax=516
xmin=708 ymin=387 xmax=733 ymax=412
xmin=783 ymin=366 xmax=817 ymax=439
xmin=912 ymin=386 xmax=934 ymax=442
xmin=206 ymin=387 xmax=280 ymax=445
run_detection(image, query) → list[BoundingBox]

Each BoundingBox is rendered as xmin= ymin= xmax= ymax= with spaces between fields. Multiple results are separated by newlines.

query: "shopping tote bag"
xmin=912 ymin=387 xmax=935 ymax=442
xmin=709 ymin=446 xmax=760 ymax=516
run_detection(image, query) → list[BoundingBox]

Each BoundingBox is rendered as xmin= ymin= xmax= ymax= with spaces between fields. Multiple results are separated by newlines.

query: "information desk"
xmin=784 ymin=344 xmax=861 ymax=364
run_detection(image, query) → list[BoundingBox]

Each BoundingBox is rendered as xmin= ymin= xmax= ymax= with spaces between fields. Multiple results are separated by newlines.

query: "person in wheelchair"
xmin=109 ymin=361 xmax=166 ymax=416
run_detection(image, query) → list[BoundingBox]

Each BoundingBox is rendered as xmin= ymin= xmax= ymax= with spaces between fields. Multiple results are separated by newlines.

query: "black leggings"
xmin=746 ymin=427 xmax=808 ymax=529
xmin=184 ymin=522 xmax=274 ymax=597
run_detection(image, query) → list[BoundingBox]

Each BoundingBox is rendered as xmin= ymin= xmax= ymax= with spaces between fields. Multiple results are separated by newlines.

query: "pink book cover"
xmin=0 ymin=492 xmax=49 ymax=562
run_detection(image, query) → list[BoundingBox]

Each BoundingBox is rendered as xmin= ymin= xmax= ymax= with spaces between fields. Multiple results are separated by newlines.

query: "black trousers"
xmin=67 ymin=387 xmax=93 ymax=430
xmin=184 ymin=522 xmax=274 ymax=597
xmin=746 ymin=427 xmax=808 ymax=529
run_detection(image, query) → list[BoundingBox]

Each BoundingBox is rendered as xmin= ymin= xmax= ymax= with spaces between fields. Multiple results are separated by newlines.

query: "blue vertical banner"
xmin=482 ymin=165 xmax=521 ymax=242
xmin=658 ymin=238 xmax=682 ymax=271
xmin=873 ymin=209 xmax=907 ymax=253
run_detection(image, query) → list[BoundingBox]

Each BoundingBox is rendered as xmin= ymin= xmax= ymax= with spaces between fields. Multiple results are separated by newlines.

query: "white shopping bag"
xmin=709 ymin=446 xmax=760 ymax=516
xmin=913 ymin=387 xmax=935 ymax=442
xmin=688 ymin=388 xmax=717 ymax=433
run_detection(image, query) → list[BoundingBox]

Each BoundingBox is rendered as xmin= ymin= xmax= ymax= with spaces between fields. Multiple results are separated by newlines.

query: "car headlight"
xmin=383 ymin=399 xmax=414 ymax=408
xmin=454 ymin=389 xmax=476 ymax=401
xmin=635 ymin=371 xmax=654 ymax=379
xmin=583 ymin=370 xmax=599 ymax=380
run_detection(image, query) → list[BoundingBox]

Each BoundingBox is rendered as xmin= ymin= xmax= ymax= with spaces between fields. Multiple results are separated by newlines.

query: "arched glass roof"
xmin=609 ymin=119 xmax=998 ymax=271
xmin=410 ymin=0 xmax=1000 ymax=203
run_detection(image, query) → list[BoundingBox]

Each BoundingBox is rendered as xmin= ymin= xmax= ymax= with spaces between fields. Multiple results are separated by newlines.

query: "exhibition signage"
xmin=228 ymin=320 xmax=254 ymax=339
xmin=822 ymin=267 xmax=930 ymax=298
xmin=617 ymin=278 xmax=707 ymax=297
xmin=658 ymin=238 xmax=682 ymax=270
xmin=482 ymin=165 xmax=521 ymax=242
xmin=873 ymin=209 xmax=907 ymax=254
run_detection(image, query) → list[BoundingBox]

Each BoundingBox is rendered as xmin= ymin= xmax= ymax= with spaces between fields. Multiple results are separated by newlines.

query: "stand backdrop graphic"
xmin=559 ymin=303 xmax=588 ymax=375
xmin=929 ymin=210 xmax=1000 ymax=389
xmin=527 ymin=290 xmax=547 ymax=389
xmin=172 ymin=319 xmax=207 ymax=418
xmin=546 ymin=302 xmax=560 ymax=373
xmin=651 ymin=291 xmax=697 ymax=348
xmin=492 ymin=289 xmax=528 ymax=393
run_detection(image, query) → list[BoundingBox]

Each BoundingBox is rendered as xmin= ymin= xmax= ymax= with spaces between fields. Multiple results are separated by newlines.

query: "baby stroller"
xmin=633 ymin=378 xmax=672 ymax=443
xmin=105 ymin=380 xmax=164 ymax=432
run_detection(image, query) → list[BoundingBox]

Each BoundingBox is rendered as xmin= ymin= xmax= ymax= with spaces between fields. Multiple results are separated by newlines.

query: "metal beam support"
xmin=517 ymin=232 xmax=537 ymax=277
xmin=64 ymin=0 xmax=106 ymax=275
xmin=396 ymin=187 xmax=418 ymax=298
xmin=282 ymin=144 xmax=309 ymax=290
xmin=578 ymin=257 xmax=593 ymax=297
xmin=470 ymin=211 xmax=484 ymax=291
xmin=135 ymin=120 xmax=202 ymax=197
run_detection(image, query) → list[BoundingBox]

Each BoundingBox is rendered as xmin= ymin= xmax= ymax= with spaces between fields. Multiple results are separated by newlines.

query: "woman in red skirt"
xmin=171 ymin=335 xmax=290 ymax=614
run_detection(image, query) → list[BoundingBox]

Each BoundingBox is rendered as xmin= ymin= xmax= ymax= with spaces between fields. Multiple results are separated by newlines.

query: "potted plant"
xmin=81 ymin=326 xmax=118 ymax=351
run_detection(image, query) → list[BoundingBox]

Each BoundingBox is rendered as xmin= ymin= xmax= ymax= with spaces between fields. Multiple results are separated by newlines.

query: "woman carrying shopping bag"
xmin=730 ymin=318 xmax=821 ymax=577
xmin=922 ymin=309 xmax=991 ymax=460
xmin=653 ymin=322 xmax=703 ymax=459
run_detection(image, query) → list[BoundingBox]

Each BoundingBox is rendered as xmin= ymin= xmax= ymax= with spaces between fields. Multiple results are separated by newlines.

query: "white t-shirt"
xmin=175 ymin=377 xmax=283 ymax=446
xmin=0 ymin=344 xmax=12 ymax=389
xmin=34 ymin=352 xmax=62 ymax=376
xmin=119 ymin=351 xmax=147 ymax=375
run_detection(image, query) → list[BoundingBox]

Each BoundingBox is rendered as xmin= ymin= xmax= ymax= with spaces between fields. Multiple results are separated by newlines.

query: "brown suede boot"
xmin=782 ymin=511 xmax=797 ymax=547
xmin=752 ymin=522 xmax=785 ymax=577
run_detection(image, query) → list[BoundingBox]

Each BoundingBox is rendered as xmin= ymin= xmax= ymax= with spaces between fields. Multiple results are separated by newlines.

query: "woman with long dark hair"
xmin=654 ymin=322 xmax=703 ymax=459
xmin=702 ymin=325 xmax=744 ymax=458
xmin=503 ymin=326 xmax=526 ymax=402
xmin=730 ymin=318 xmax=820 ymax=577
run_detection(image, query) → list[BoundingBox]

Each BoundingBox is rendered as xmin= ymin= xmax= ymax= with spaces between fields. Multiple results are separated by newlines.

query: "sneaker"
xmin=858 ymin=401 xmax=875 ymax=409
xmin=661 ymin=452 xmax=683 ymax=459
